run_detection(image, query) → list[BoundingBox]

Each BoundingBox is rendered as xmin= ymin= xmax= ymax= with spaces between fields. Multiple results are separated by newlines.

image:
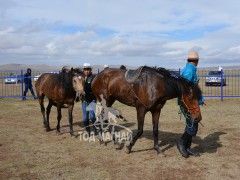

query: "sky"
xmin=0 ymin=0 xmax=240 ymax=69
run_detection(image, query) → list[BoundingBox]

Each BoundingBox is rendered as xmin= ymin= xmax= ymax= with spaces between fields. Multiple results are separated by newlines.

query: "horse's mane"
xmin=61 ymin=66 xmax=84 ymax=76
xmin=142 ymin=66 xmax=202 ymax=100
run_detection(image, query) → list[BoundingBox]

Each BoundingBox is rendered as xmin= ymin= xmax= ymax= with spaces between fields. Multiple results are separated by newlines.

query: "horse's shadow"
xmin=53 ymin=120 xmax=226 ymax=154
xmin=130 ymin=130 xmax=226 ymax=154
xmin=59 ymin=121 xmax=136 ymax=137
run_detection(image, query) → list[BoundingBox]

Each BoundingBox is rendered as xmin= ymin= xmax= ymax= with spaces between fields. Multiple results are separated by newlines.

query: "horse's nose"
xmin=76 ymin=91 xmax=85 ymax=98
xmin=194 ymin=115 xmax=202 ymax=123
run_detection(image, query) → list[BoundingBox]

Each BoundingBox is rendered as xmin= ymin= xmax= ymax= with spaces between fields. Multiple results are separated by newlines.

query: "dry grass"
xmin=0 ymin=98 xmax=240 ymax=179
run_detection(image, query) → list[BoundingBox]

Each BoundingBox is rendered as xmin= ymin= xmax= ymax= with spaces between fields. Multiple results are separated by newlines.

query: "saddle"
xmin=125 ymin=67 xmax=143 ymax=83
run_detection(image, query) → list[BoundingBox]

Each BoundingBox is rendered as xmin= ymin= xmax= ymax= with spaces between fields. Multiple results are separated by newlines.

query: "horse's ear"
xmin=71 ymin=67 xmax=74 ymax=71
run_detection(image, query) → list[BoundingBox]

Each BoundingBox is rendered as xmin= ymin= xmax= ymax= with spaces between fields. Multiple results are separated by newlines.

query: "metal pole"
xmin=21 ymin=70 xmax=24 ymax=100
xmin=221 ymin=69 xmax=223 ymax=101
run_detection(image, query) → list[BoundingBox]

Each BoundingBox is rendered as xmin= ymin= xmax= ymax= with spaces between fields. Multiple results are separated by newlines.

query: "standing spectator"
xmin=81 ymin=63 xmax=97 ymax=136
xmin=23 ymin=68 xmax=37 ymax=100
xmin=177 ymin=51 xmax=206 ymax=158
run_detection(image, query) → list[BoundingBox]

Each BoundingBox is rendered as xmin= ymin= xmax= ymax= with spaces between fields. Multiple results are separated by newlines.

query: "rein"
xmin=178 ymin=105 xmax=194 ymax=128
xmin=131 ymin=86 xmax=147 ymax=108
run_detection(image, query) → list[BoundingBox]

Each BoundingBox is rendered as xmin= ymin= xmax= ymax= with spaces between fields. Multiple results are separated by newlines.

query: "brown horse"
xmin=91 ymin=66 xmax=202 ymax=153
xmin=35 ymin=68 xmax=85 ymax=136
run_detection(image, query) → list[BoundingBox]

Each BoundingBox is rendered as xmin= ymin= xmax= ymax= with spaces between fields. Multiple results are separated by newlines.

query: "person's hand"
xmin=75 ymin=96 xmax=80 ymax=102
xmin=81 ymin=95 xmax=86 ymax=101
xmin=202 ymin=102 xmax=206 ymax=106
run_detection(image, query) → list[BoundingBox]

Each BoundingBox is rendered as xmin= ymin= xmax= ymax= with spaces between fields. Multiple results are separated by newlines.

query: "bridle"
xmin=180 ymin=94 xmax=200 ymax=113
xmin=179 ymin=94 xmax=200 ymax=128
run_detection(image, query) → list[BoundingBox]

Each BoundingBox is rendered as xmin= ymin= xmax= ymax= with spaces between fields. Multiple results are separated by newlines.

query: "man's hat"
xmin=187 ymin=51 xmax=199 ymax=61
xmin=104 ymin=64 xmax=109 ymax=69
xmin=83 ymin=63 xmax=92 ymax=69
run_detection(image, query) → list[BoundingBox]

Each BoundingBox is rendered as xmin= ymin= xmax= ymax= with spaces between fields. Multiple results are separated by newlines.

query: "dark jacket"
xmin=83 ymin=74 xmax=96 ymax=102
xmin=24 ymin=68 xmax=32 ymax=85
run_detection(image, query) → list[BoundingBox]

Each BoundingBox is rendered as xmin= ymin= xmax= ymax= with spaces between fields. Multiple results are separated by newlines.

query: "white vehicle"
xmin=34 ymin=74 xmax=41 ymax=82
xmin=205 ymin=70 xmax=226 ymax=86
xmin=5 ymin=74 xmax=23 ymax=84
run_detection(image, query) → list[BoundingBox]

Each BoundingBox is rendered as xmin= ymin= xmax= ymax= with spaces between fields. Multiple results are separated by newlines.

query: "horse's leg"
xmin=94 ymin=100 xmax=103 ymax=143
xmin=56 ymin=104 xmax=62 ymax=134
xmin=126 ymin=106 xmax=146 ymax=154
xmin=45 ymin=100 xmax=53 ymax=131
xmin=95 ymin=97 xmax=115 ymax=144
xmin=38 ymin=95 xmax=47 ymax=129
xmin=68 ymin=103 xmax=74 ymax=136
xmin=151 ymin=109 xmax=162 ymax=154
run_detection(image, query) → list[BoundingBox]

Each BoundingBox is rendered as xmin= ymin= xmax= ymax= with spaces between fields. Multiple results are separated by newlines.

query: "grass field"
xmin=0 ymin=98 xmax=239 ymax=179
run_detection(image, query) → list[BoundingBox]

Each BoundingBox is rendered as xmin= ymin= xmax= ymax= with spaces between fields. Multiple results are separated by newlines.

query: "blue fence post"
xmin=221 ymin=69 xmax=223 ymax=101
xmin=21 ymin=70 xmax=24 ymax=100
xmin=178 ymin=68 xmax=181 ymax=76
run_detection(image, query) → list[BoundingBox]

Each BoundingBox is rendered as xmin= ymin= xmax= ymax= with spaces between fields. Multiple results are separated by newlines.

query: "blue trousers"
xmin=184 ymin=118 xmax=198 ymax=136
xmin=24 ymin=84 xmax=35 ymax=96
xmin=82 ymin=101 xmax=96 ymax=123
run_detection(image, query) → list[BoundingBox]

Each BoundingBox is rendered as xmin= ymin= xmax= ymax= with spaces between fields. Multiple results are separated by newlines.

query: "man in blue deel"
xmin=177 ymin=51 xmax=206 ymax=158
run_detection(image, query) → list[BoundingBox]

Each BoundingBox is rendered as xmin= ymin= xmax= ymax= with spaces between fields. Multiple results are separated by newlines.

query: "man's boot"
xmin=23 ymin=91 xmax=27 ymax=100
xmin=177 ymin=132 xmax=189 ymax=158
xmin=30 ymin=89 xmax=37 ymax=99
xmin=186 ymin=134 xmax=200 ymax=156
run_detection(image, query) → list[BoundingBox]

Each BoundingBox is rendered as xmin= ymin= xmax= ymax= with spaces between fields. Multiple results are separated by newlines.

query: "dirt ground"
xmin=0 ymin=98 xmax=239 ymax=179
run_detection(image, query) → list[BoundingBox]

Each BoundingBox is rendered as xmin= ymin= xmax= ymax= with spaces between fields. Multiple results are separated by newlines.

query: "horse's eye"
xmin=188 ymin=96 xmax=192 ymax=101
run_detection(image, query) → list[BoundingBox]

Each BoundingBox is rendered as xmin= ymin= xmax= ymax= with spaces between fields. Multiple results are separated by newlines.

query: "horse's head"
xmin=70 ymin=68 xmax=85 ymax=98
xmin=180 ymin=83 xmax=202 ymax=123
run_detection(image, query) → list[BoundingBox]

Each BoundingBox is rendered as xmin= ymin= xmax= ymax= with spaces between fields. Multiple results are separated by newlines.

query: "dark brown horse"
xmin=91 ymin=66 xmax=202 ymax=153
xmin=35 ymin=68 xmax=85 ymax=136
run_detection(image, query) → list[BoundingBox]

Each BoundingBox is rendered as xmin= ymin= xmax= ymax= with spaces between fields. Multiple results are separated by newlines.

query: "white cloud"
xmin=228 ymin=46 xmax=240 ymax=54
xmin=0 ymin=0 xmax=239 ymax=68
xmin=64 ymin=31 xmax=97 ymax=42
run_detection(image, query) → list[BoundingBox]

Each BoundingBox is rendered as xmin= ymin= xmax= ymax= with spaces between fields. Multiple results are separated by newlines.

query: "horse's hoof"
xmin=154 ymin=147 xmax=163 ymax=154
xmin=125 ymin=145 xmax=131 ymax=154
xmin=99 ymin=140 xmax=104 ymax=145
xmin=56 ymin=130 xmax=61 ymax=134
xmin=115 ymin=143 xmax=123 ymax=150
xmin=114 ymin=141 xmax=120 ymax=148
xmin=45 ymin=127 xmax=51 ymax=132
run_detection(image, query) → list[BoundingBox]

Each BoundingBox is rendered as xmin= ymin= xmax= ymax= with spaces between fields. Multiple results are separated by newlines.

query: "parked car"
xmin=169 ymin=70 xmax=179 ymax=78
xmin=205 ymin=70 xmax=226 ymax=86
xmin=5 ymin=74 xmax=23 ymax=84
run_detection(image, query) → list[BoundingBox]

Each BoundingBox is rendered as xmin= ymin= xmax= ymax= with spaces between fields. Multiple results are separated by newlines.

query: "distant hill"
xmin=0 ymin=64 xmax=62 ymax=72
xmin=0 ymin=64 xmax=136 ymax=73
